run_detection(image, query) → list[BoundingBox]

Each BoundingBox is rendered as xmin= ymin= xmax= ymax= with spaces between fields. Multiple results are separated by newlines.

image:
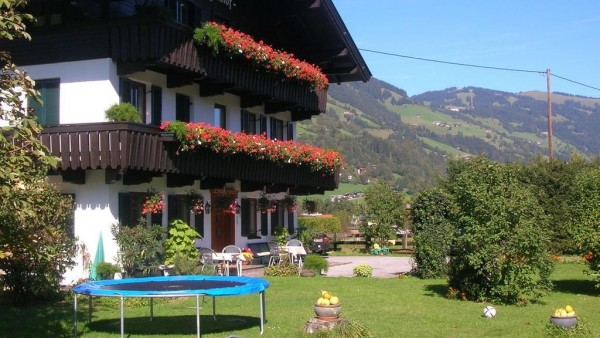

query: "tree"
xmin=0 ymin=1 xmax=76 ymax=304
xmin=361 ymin=180 xmax=406 ymax=249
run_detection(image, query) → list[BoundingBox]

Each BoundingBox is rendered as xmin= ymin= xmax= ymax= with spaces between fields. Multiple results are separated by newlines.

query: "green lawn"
xmin=1 ymin=262 xmax=598 ymax=337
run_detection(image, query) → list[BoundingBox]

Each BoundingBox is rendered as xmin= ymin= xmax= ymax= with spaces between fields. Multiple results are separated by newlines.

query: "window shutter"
xmin=287 ymin=122 xmax=294 ymax=141
xmin=241 ymin=199 xmax=250 ymax=236
xmin=287 ymin=208 xmax=295 ymax=235
xmin=119 ymin=77 xmax=131 ymax=103
xmin=118 ymin=192 xmax=131 ymax=227
xmin=194 ymin=212 xmax=204 ymax=237
xmin=261 ymin=213 xmax=268 ymax=236
xmin=259 ymin=116 xmax=267 ymax=135
xmin=44 ymin=79 xmax=60 ymax=125
xmin=151 ymin=86 xmax=162 ymax=126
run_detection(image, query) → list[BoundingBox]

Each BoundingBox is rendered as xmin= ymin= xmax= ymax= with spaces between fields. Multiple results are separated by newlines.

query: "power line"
xmin=358 ymin=48 xmax=600 ymax=93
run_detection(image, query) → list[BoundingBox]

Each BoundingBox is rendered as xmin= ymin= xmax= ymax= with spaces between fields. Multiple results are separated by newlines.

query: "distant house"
xmin=1 ymin=0 xmax=370 ymax=283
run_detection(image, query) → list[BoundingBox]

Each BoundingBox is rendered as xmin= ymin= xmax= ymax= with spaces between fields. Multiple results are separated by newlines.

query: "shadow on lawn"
xmin=0 ymin=301 xmax=73 ymax=338
xmin=553 ymin=279 xmax=597 ymax=296
xmin=86 ymin=314 xmax=259 ymax=336
xmin=423 ymin=283 xmax=448 ymax=298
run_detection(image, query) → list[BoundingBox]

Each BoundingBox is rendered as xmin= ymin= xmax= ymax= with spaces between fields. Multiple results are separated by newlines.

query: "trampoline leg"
xmin=150 ymin=298 xmax=154 ymax=321
xmin=196 ymin=295 xmax=201 ymax=338
xmin=212 ymin=296 xmax=216 ymax=321
xmin=120 ymin=296 xmax=125 ymax=338
xmin=88 ymin=296 xmax=92 ymax=324
xmin=259 ymin=291 xmax=265 ymax=334
xmin=74 ymin=293 xmax=78 ymax=338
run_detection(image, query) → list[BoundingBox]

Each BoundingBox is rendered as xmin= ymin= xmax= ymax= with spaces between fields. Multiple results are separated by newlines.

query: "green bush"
xmin=264 ymin=262 xmax=298 ymax=276
xmin=353 ymin=264 xmax=373 ymax=278
xmin=164 ymin=219 xmax=200 ymax=265
xmin=411 ymin=188 xmax=454 ymax=279
xmin=172 ymin=254 xmax=201 ymax=276
xmin=298 ymin=216 xmax=342 ymax=234
xmin=105 ymin=103 xmax=142 ymax=123
xmin=445 ymin=157 xmax=553 ymax=304
xmin=111 ymin=219 xmax=165 ymax=277
xmin=303 ymin=254 xmax=328 ymax=275
xmin=95 ymin=262 xmax=121 ymax=280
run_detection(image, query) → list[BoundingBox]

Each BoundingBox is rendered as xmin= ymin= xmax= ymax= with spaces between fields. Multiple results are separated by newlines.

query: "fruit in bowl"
xmin=314 ymin=290 xmax=341 ymax=320
xmin=550 ymin=305 xmax=577 ymax=329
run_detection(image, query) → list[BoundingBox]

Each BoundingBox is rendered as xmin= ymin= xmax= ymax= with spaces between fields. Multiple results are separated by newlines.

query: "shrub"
xmin=273 ymin=227 xmax=289 ymax=246
xmin=353 ymin=264 xmax=373 ymax=278
xmin=95 ymin=262 xmax=121 ymax=280
xmin=163 ymin=219 xmax=200 ymax=265
xmin=444 ymin=157 xmax=554 ymax=304
xmin=264 ymin=262 xmax=298 ymax=277
xmin=105 ymin=103 xmax=142 ymax=123
xmin=411 ymin=188 xmax=454 ymax=279
xmin=0 ymin=185 xmax=77 ymax=304
xmin=302 ymin=254 xmax=328 ymax=275
xmin=172 ymin=254 xmax=202 ymax=275
xmin=111 ymin=219 xmax=165 ymax=277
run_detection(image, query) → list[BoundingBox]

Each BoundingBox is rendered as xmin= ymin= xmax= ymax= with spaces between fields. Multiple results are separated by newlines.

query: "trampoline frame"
xmin=73 ymin=275 xmax=269 ymax=338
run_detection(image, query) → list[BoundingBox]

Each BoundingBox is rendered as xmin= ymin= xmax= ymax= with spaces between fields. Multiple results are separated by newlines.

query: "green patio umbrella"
xmin=89 ymin=232 xmax=104 ymax=280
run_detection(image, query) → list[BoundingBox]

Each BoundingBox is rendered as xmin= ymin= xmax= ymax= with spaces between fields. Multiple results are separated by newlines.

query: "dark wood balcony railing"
xmin=40 ymin=123 xmax=338 ymax=192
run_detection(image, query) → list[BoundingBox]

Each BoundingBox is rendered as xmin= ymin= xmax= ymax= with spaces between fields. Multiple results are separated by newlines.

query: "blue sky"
xmin=332 ymin=0 xmax=600 ymax=98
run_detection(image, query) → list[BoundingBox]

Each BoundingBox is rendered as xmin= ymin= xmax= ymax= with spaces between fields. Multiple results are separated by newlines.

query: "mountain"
xmin=297 ymin=79 xmax=600 ymax=194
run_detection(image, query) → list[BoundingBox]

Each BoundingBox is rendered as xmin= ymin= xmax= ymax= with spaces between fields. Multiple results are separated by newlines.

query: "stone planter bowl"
xmin=550 ymin=316 xmax=577 ymax=329
xmin=314 ymin=304 xmax=341 ymax=321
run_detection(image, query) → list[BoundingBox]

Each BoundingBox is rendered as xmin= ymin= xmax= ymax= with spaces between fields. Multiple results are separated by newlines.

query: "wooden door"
xmin=210 ymin=190 xmax=236 ymax=252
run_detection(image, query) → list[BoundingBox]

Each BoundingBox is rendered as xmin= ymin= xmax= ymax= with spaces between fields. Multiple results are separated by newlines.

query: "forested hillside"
xmin=297 ymin=79 xmax=600 ymax=194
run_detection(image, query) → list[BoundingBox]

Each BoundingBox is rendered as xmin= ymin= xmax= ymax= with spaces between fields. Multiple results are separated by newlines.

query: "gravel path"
xmin=324 ymin=256 xmax=413 ymax=278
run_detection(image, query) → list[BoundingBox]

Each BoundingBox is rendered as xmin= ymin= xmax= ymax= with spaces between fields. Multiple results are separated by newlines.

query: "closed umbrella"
xmin=89 ymin=233 xmax=104 ymax=280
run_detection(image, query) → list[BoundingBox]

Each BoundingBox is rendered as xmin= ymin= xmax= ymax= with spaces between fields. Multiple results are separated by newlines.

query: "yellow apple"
xmin=330 ymin=296 xmax=340 ymax=305
xmin=565 ymin=305 xmax=573 ymax=313
xmin=321 ymin=290 xmax=332 ymax=300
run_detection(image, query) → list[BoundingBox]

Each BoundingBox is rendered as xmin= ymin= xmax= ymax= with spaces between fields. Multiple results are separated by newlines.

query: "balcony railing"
xmin=40 ymin=122 xmax=338 ymax=192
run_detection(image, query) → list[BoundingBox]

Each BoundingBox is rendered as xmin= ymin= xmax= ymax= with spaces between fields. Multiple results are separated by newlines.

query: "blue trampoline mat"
xmin=74 ymin=275 xmax=269 ymax=297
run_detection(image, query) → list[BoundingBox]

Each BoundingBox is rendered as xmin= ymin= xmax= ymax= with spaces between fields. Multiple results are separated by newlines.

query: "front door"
xmin=210 ymin=190 xmax=236 ymax=251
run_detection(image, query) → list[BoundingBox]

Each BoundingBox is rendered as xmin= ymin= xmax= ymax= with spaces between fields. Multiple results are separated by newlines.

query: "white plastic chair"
xmin=222 ymin=245 xmax=243 ymax=276
xmin=285 ymin=239 xmax=304 ymax=267
xmin=198 ymin=247 xmax=218 ymax=275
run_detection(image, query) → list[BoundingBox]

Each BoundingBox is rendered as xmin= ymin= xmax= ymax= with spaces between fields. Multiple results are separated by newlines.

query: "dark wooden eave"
xmin=40 ymin=122 xmax=338 ymax=194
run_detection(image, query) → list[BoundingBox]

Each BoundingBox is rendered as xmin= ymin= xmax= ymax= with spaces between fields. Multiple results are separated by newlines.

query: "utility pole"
xmin=546 ymin=69 xmax=553 ymax=159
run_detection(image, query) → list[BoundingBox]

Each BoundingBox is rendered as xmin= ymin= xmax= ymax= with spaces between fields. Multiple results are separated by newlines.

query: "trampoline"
xmin=73 ymin=275 xmax=270 ymax=338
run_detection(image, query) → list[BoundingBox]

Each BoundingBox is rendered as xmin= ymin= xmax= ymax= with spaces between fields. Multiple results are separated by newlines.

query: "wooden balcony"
xmin=40 ymin=123 xmax=338 ymax=194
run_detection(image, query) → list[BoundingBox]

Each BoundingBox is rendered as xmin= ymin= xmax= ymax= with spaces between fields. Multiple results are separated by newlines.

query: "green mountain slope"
xmin=297 ymin=80 xmax=600 ymax=193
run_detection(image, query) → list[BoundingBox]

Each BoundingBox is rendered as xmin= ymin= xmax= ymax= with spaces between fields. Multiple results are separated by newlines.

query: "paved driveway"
xmin=324 ymin=256 xmax=413 ymax=278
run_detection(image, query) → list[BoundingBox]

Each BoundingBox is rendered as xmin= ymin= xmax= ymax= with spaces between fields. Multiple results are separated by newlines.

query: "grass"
xmin=1 ymin=263 xmax=598 ymax=337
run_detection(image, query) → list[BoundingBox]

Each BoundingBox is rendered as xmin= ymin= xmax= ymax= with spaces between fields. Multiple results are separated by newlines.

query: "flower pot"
xmin=550 ymin=316 xmax=577 ymax=329
xmin=300 ymin=269 xmax=316 ymax=277
xmin=314 ymin=304 xmax=341 ymax=321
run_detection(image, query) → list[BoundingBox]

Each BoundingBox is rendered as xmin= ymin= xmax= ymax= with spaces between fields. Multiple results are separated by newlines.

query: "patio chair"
xmin=198 ymin=247 xmax=218 ymax=275
xmin=222 ymin=245 xmax=243 ymax=276
xmin=285 ymin=239 xmax=304 ymax=267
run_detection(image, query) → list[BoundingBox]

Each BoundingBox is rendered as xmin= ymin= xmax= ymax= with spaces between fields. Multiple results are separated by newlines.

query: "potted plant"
xmin=302 ymin=254 xmax=328 ymax=276
xmin=142 ymin=188 xmax=164 ymax=215
xmin=258 ymin=192 xmax=273 ymax=214
xmin=185 ymin=188 xmax=204 ymax=214
xmin=95 ymin=262 xmax=121 ymax=280
xmin=283 ymin=193 xmax=297 ymax=212
xmin=105 ymin=103 xmax=142 ymax=123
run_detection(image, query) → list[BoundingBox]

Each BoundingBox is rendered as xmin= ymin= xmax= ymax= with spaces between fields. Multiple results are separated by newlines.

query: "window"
xmin=151 ymin=86 xmax=162 ymax=126
xmin=168 ymin=0 xmax=199 ymax=26
xmin=176 ymin=94 xmax=191 ymax=122
xmin=120 ymin=78 xmax=146 ymax=122
xmin=118 ymin=192 xmax=161 ymax=228
xmin=241 ymin=199 xmax=257 ymax=237
xmin=241 ymin=110 xmax=257 ymax=134
xmin=28 ymin=78 xmax=59 ymax=126
xmin=214 ymin=104 xmax=226 ymax=129
xmin=270 ymin=118 xmax=283 ymax=140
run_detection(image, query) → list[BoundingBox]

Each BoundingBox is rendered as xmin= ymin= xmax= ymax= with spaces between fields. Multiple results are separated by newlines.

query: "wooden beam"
xmin=116 ymin=62 xmax=146 ymax=76
xmin=123 ymin=170 xmax=154 ymax=185
xmin=105 ymin=169 xmax=123 ymax=184
xmin=198 ymin=81 xmax=230 ymax=97
xmin=240 ymin=95 xmax=266 ymax=108
xmin=62 ymin=170 xmax=86 ymax=185
xmin=166 ymin=73 xmax=196 ymax=88
xmin=166 ymin=174 xmax=195 ymax=187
